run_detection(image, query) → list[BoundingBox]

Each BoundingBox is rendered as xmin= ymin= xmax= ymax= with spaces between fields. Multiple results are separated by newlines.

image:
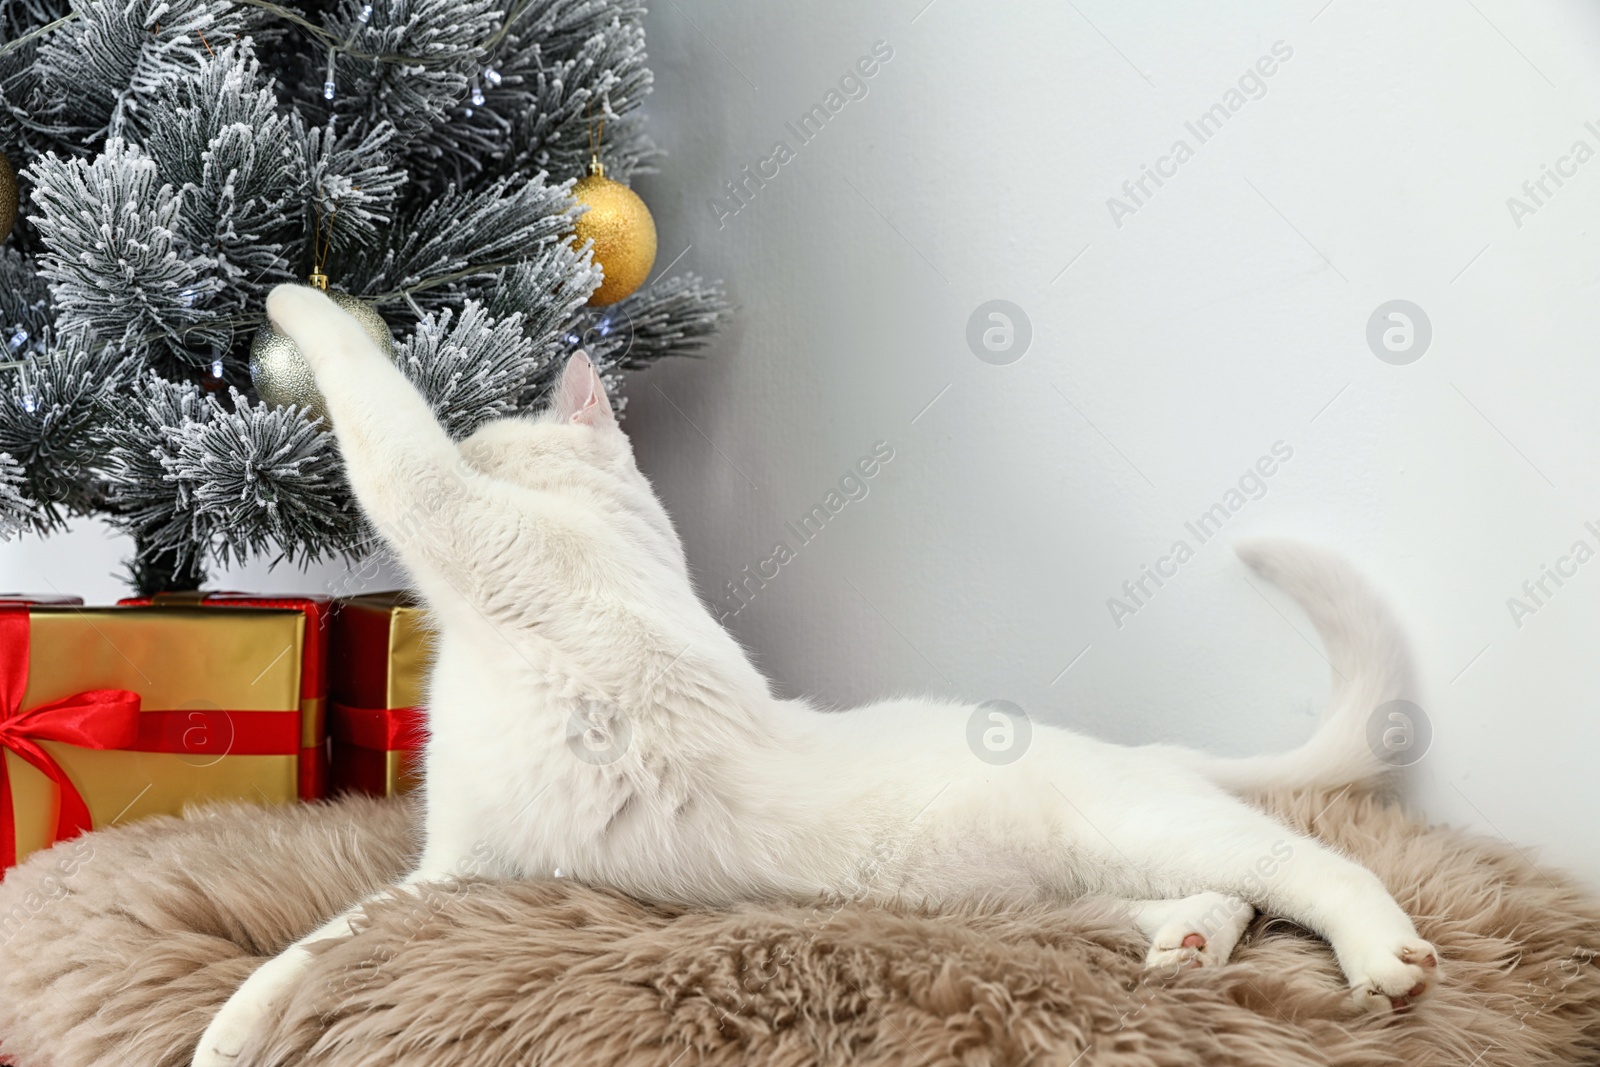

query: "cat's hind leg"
xmin=1063 ymin=781 xmax=1439 ymax=1011
xmin=1129 ymin=892 xmax=1253 ymax=972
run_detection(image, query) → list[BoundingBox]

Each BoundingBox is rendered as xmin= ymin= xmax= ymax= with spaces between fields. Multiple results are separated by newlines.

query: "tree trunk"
xmin=130 ymin=540 xmax=206 ymax=596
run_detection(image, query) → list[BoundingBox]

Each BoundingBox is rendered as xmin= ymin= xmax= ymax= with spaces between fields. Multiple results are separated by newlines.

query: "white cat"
xmin=193 ymin=285 xmax=1439 ymax=1064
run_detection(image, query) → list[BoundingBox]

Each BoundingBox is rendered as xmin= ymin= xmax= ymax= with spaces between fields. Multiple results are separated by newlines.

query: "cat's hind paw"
xmin=1348 ymin=938 xmax=1440 ymax=1014
xmin=1146 ymin=931 xmax=1214 ymax=973
xmin=1138 ymin=892 xmax=1253 ymax=975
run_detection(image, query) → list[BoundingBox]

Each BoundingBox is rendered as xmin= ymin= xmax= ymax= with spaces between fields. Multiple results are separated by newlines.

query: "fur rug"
xmin=0 ymin=788 xmax=1596 ymax=1067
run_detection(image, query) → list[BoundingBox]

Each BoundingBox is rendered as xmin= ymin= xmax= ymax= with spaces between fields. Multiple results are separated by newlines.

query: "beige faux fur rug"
xmin=0 ymin=788 xmax=1597 ymax=1067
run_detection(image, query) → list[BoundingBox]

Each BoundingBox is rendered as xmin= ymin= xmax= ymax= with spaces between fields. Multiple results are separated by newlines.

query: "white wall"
xmin=4 ymin=0 xmax=1597 ymax=888
xmin=621 ymin=0 xmax=1600 ymax=888
xmin=0 ymin=519 xmax=407 ymax=601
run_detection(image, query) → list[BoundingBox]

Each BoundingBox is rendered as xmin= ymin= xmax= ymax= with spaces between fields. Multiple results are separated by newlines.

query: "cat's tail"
xmin=1193 ymin=538 xmax=1420 ymax=795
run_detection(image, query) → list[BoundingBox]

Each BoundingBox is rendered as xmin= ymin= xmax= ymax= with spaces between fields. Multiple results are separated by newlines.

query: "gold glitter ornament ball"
xmin=249 ymin=288 xmax=395 ymax=425
xmin=0 ymin=153 xmax=18 ymax=243
xmin=571 ymin=160 xmax=656 ymax=306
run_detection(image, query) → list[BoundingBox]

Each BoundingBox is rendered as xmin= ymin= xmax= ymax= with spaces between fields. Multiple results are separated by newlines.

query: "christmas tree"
xmin=0 ymin=0 xmax=728 ymax=593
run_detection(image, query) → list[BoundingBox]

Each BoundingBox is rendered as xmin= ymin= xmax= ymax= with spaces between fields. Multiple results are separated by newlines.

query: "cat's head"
xmin=458 ymin=351 xmax=628 ymax=474
xmin=456 ymin=352 xmax=686 ymax=571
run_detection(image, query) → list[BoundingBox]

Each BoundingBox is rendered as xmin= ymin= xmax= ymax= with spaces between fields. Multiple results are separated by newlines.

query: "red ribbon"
xmin=0 ymin=609 xmax=141 ymax=871
xmin=330 ymin=703 xmax=426 ymax=752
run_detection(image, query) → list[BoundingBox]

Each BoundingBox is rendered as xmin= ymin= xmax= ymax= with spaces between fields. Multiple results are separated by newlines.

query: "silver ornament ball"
xmin=250 ymin=288 xmax=395 ymax=425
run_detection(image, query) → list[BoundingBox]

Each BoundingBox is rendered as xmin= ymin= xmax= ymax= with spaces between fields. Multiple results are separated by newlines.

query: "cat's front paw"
xmin=192 ymin=1005 xmax=253 ymax=1067
xmin=192 ymin=953 xmax=304 ymax=1066
xmin=265 ymin=283 xmax=331 ymax=343
xmin=1348 ymin=938 xmax=1440 ymax=1014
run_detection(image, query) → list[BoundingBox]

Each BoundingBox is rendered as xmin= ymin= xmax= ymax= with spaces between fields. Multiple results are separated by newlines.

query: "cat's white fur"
xmin=193 ymin=285 xmax=1439 ymax=1064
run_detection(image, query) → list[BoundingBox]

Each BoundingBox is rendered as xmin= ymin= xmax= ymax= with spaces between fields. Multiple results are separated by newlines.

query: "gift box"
xmin=329 ymin=593 xmax=430 ymax=797
xmin=118 ymin=592 xmax=332 ymax=801
xmin=1 ymin=603 xmax=313 ymax=873
xmin=329 ymin=592 xmax=432 ymax=797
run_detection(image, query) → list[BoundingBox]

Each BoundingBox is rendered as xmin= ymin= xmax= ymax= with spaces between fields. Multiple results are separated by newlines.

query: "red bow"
xmin=0 ymin=609 xmax=141 ymax=871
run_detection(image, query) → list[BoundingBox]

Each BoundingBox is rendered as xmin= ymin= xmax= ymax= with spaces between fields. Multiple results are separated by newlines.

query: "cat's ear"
xmin=553 ymin=351 xmax=616 ymax=429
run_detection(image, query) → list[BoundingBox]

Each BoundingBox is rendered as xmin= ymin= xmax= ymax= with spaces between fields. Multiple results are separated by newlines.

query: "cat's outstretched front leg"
xmin=265 ymin=284 xmax=513 ymax=599
xmin=191 ymin=843 xmax=495 ymax=1067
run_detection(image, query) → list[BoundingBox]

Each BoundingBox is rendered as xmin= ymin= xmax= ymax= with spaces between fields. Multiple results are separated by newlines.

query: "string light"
xmin=323 ymin=47 xmax=337 ymax=100
xmin=6 ymin=328 xmax=27 ymax=353
xmin=0 ymin=0 xmax=540 ymax=65
xmin=483 ymin=66 xmax=502 ymax=87
xmin=3 ymin=257 xmax=527 ymax=366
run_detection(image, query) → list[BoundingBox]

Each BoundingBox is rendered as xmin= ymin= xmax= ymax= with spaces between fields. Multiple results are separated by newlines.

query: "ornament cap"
xmin=587 ymin=155 xmax=606 ymax=179
xmin=308 ymin=269 xmax=329 ymax=291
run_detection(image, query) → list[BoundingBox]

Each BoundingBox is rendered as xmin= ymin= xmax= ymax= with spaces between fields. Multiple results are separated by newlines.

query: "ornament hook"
xmin=586 ymin=98 xmax=606 ymax=178
xmin=311 ymin=189 xmax=338 ymax=289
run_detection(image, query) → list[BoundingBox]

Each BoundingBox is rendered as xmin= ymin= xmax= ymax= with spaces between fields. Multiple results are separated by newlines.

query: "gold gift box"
xmin=3 ymin=606 xmax=308 ymax=868
xmin=330 ymin=593 xmax=434 ymax=797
